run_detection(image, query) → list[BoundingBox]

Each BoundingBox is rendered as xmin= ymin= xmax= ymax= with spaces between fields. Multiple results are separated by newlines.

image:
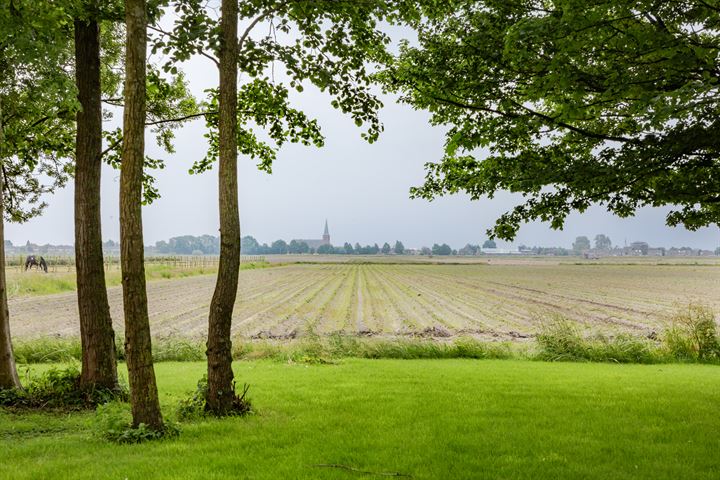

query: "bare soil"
xmin=9 ymin=263 xmax=720 ymax=341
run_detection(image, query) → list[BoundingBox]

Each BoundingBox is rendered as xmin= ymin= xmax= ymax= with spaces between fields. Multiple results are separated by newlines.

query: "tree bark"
xmin=74 ymin=18 xmax=119 ymax=391
xmin=120 ymin=0 xmax=163 ymax=430
xmin=206 ymin=0 xmax=239 ymax=414
xmin=0 ymin=101 xmax=21 ymax=390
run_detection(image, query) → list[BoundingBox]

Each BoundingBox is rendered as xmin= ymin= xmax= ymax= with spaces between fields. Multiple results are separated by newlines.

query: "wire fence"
xmin=7 ymin=255 xmax=266 ymax=273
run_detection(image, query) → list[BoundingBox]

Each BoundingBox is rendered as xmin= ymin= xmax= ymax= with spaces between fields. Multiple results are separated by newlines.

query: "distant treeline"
xmin=151 ymin=235 xmax=574 ymax=256
xmin=154 ymin=235 xmax=220 ymax=255
xmin=8 ymin=236 xmax=718 ymax=257
xmin=150 ymin=235 xmax=408 ymax=255
xmin=241 ymin=237 xmax=407 ymax=255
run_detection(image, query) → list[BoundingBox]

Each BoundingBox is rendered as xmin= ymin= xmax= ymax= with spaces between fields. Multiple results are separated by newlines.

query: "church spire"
xmin=322 ymin=219 xmax=330 ymax=244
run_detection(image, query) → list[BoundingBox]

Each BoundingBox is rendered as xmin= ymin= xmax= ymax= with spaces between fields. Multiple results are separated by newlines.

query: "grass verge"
xmin=5 ymin=261 xmax=271 ymax=298
xmin=13 ymin=305 xmax=719 ymax=365
xmin=1 ymin=360 xmax=719 ymax=479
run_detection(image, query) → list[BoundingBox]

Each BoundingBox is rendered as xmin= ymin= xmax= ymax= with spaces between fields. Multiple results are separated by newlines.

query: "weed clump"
xmin=537 ymin=305 xmax=720 ymax=364
xmin=664 ymin=305 xmax=720 ymax=361
xmin=536 ymin=318 xmax=660 ymax=363
xmin=95 ymin=401 xmax=179 ymax=444
xmin=0 ymin=366 xmax=127 ymax=410
xmin=177 ymin=376 xmax=252 ymax=420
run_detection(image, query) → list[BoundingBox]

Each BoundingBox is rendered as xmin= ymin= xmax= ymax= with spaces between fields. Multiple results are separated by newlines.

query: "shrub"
xmin=177 ymin=376 xmax=252 ymax=420
xmin=0 ymin=366 xmax=127 ymax=410
xmin=95 ymin=402 xmax=180 ymax=444
xmin=176 ymin=376 xmax=209 ymax=420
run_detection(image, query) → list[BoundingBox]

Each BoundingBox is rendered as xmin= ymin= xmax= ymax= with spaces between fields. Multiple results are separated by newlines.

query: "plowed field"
xmin=10 ymin=263 xmax=720 ymax=340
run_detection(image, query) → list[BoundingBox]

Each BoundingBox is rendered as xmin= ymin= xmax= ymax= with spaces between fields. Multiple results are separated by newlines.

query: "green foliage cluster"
xmin=0 ymin=366 xmax=127 ymax=410
xmin=176 ymin=375 xmax=251 ymax=420
xmin=151 ymin=0 xmax=416 ymax=179
xmin=175 ymin=376 xmax=209 ymax=419
xmin=389 ymin=0 xmax=720 ymax=239
xmin=431 ymin=243 xmax=452 ymax=255
xmin=94 ymin=401 xmax=180 ymax=444
xmin=572 ymin=236 xmax=591 ymax=253
xmin=0 ymin=1 xmax=76 ymax=222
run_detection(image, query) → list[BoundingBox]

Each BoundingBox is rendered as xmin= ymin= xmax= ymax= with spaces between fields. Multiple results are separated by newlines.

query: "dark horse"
xmin=25 ymin=255 xmax=48 ymax=273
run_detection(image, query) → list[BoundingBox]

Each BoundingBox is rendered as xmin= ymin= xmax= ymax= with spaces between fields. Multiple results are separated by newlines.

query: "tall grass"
xmin=14 ymin=338 xmax=83 ymax=364
xmin=233 ymin=334 xmax=516 ymax=363
xmin=12 ymin=305 xmax=719 ymax=365
xmin=13 ymin=335 xmax=517 ymax=364
xmin=536 ymin=305 xmax=720 ymax=364
xmin=663 ymin=304 xmax=720 ymax=361
xmin=536 ymin=317 xmax=661 ymax=363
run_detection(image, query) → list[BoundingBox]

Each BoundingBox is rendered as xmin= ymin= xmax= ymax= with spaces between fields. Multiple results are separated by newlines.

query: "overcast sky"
xmin=6 ymin=21 xmax=720 ymax=251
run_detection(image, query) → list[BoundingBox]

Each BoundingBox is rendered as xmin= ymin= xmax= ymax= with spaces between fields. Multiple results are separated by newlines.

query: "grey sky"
xmin=6 ymin=21 xmax=720 ymax=251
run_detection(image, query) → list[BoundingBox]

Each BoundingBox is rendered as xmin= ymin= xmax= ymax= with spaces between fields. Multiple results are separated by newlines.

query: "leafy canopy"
xmin=2 ymin=0 xmax=200 ymax=210
xmin=389 ymin=0 xmax=720 ymax=239
xmin=0 ymin=1 xmax=76 ymax=222
xmin=152 ymin=0 xmax=421 ymax=173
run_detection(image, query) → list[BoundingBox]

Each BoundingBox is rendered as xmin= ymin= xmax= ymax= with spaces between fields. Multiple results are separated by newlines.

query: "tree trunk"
xmin=120 ymin=0 xmax=163 ymax=430
xmin=74 ymin=18 xmax=118 ymax=391
xmin=206 ymin=0 xmax=239 ymax=414
xmin=0 ymin=102 xmax=21 ymax=389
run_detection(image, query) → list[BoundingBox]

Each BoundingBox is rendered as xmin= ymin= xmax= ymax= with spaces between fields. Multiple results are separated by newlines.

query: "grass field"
xmin=5 ymin=261 xmax=269 ymax=299
xmin=9 ymin=262 xmax=720 ymax=341
xmin=1 ymin=360 xmax=718 ymax=479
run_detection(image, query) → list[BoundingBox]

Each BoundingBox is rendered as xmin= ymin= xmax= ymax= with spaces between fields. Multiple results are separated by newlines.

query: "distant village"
xmin=6 ymin=227 xmax=719 ymax=258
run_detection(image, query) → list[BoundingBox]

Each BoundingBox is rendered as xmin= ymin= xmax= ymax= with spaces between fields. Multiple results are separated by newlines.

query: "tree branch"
xmin=148 ymin=24 xmax=220 ymax=66
xmin=145 ymin=110 xmax=218 ymax=126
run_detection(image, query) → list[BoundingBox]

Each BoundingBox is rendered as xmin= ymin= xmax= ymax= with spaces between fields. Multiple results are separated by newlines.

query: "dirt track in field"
xmin=9 ymin=263 xmax=720 ymax=340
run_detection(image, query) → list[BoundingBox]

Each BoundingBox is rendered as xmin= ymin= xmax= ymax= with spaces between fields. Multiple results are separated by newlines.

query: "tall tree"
xmin=0 ymin=1 xmax=75 ymax=389
xmin=74 ymin=11 xmax=119 ymax=391
xmin=1 ymin=1 xmax=194 ymax=393
xmin=120 ymin=0 xmax=163 ymax=429
xmin=572 ymin=236 xmax=591 ymax=253
xmin=205 ymin=0 xmax=240 ymax=414
xmin=73 ymin=2 xmax=195 ymax=390
xmin=390 ymin=0 xmax=720 ymax=240
xmin=0 ymin=169 xmax=17 ymax=389
xmin=156 ymin=0 xmax=406 ymax=413
xmin=594 ymin=234 xmax=612 ymax=251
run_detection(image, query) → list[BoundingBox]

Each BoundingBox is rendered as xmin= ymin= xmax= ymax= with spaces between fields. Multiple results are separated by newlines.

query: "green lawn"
xmin=1 ymin=360 xmax=719 ymax=479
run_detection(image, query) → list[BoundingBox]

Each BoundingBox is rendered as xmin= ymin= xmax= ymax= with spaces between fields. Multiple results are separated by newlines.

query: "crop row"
xmin=9 ymin=263 xmax=720 ymax=340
